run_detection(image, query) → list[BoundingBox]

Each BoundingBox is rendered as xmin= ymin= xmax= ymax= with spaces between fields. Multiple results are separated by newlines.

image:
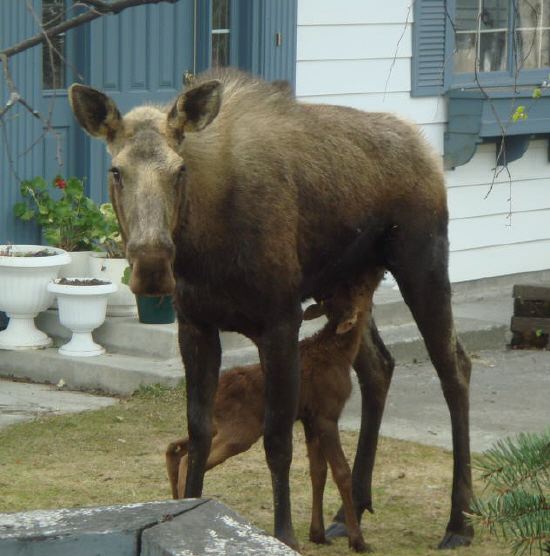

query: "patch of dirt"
xmin=57 ymin=278 xmax=111 ymax=286
xmin=0 ymin=248 xmax=57 ymax=257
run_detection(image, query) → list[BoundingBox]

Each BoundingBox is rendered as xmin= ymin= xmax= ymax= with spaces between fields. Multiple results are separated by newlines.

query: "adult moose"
xmin=69 ymin=69 xmax=473 ymax=550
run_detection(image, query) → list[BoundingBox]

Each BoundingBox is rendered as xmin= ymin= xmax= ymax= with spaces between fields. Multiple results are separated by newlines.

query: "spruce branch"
xmin=469 ymin=430 xmax=550 ymax=556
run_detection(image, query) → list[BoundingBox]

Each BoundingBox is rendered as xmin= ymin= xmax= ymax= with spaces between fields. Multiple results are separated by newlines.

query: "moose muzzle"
xmin=126 ymin=244 xmax=176 ymax=296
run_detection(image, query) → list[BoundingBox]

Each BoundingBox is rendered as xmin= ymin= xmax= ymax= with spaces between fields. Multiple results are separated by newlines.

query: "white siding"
xmin=295 ymin=0 xmax=550 ymax=282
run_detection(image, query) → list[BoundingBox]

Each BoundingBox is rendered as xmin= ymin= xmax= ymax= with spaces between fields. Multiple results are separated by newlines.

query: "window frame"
xmin=449 ymin=0 xmax=550 ymax=90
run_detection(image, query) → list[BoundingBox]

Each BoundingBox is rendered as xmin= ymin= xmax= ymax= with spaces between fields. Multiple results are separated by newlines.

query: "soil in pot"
xmin=136 ymin=295 xmax=176 ymax=324
xmin=57 ymin=278 xmax=110 ymax=286
xmin=0 ymin=248 xmax=57 ymax=257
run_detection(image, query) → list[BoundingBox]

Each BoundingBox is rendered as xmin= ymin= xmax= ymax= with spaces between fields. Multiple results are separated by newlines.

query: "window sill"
xmin=444 ymin=87 xmax=550 ymax=169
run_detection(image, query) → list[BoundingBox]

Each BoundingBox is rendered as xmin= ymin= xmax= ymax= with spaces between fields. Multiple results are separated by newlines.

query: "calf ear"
xmin=336 ymin=314 xmax=358 ymax=335
xmin=168 ymin=80 xmax=222 ymax=137
xmin=303 ymin=303 xmax=326 ymax=320
xmin=68 ymin=84 xmax=122 ymax=141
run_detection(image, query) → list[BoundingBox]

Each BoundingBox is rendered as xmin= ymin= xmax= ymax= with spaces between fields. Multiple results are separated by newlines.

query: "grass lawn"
xmin=0 ymin=383 xmax=508 ymax=555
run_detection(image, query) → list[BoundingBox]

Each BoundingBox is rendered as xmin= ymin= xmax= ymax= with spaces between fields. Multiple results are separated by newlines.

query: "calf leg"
xmin=166 ymin=437 xmax=189 ymax=499
xmin=327 ymin=318 xmax=394 ymax=537
xmin=178 ymin=321 xmax=221 ymax=498
xmin=391 ymin=234 xmax=473 ymax=549
xmin=175 ymin=430 xmax=260 ymax=498
xmin=257 ymin=305 xmax=302 ymax=550
xmin=303 ymin=419 xmax=329 ymax=545
xmin=316 ymin=416 xmax=369 ymax=553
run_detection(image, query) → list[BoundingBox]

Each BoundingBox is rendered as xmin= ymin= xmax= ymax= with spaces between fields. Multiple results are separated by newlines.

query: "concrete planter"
xmin=89 ymin=253 xmax=137 ymax=317
xmin=0 ymin=245 xmax=70 ymax=350
xmin=48 ymin=278 xmax=117 ymax=356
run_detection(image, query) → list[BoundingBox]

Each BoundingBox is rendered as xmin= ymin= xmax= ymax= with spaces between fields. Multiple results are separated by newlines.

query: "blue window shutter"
xmin=412 ymin=0 xmax=448 ymax=96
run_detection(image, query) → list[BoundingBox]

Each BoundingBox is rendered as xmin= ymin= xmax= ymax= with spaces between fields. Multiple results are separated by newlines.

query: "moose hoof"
xmin=437 ymin=531 xmax=473 ymax=549
xmin=309 ymin=530 xmax=331 ymax=545
xmin=325 ymin=520 xmax=348 ymax=539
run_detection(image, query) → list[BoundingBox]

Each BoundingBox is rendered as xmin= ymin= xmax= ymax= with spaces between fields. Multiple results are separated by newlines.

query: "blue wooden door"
xmin=86 ymin=1 xmax=196 ymax=201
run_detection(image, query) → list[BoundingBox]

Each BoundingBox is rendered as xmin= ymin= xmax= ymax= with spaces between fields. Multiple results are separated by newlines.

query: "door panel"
xmin=87 ymin=0 xmax=196 ymax=201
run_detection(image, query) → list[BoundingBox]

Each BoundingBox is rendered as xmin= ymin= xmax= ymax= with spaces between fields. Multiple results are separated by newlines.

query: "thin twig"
xmin=384 ymin=2 xmax=412 ymax=100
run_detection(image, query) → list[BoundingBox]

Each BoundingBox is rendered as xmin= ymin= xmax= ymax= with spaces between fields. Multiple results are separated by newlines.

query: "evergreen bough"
xmin=469 ymin=430 xmax=550 ymax=555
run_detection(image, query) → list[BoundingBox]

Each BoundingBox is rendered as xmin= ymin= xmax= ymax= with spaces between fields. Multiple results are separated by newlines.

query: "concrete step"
xmin=0 ymin=348 xmax=184 ymax=395
xmin=0 ymin=312 xmax=508 ymax=396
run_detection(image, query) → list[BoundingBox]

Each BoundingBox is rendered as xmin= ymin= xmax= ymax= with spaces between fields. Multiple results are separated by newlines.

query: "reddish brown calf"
xmin=166 ymin=276 xmax=382 ymax=552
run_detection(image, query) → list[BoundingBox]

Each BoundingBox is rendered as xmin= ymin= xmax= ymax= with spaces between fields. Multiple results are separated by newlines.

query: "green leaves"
xmin=13 ymin=176 xmax=123 ymax=254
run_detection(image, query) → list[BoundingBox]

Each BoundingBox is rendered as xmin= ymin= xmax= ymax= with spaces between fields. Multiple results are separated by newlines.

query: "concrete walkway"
xmin=0 ymin=379 xmax=117 ymax=430
xmin=341 ymin=348 xmax=550 ymax=452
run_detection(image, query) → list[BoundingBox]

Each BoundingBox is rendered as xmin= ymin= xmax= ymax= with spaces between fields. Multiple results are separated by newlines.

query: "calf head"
xmin=68 ymin=80 xmax=223 ymax=296
xmin=304 ymin=283 xmax=374 ymax=334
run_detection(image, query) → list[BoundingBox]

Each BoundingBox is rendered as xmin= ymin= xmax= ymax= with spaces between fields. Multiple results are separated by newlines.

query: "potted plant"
xmin=121 ymin=265 xmax=176 ymax=324
xmin=13 ymin=176 xmax=107 ymax=277
xmin=47 ymin=277 xmax=117 ymax=356
xmin=88 ymin=203 xmax=137 ymax=317
xmin=0 ymin=245 xmax=70 ymax=349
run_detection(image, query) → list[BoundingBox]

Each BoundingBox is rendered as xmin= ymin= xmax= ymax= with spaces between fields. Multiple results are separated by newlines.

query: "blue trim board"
xmin=444 ymin=87 xmax=550 ymax=168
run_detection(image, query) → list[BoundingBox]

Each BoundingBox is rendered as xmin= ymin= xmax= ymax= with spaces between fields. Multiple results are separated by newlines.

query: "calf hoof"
xmin=437 ymin=531 xmax=473 ymax=549
xmin=325 ymin=520 xmax=348 ymax=539
xmin=349 ymin=537 xmax=372 ymax=553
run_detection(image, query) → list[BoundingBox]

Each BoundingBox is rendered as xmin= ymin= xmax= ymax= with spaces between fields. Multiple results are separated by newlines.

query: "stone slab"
xmin=0 ymin=500 xmax=204 ymax=556
xmin=142 ymin=499 xmax=298 ymax=555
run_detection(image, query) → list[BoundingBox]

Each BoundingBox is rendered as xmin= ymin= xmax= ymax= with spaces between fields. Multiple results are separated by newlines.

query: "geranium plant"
xmin=98 ymin=201 xmax=125 ymax=258
xmin=13 ymin=176 xmax=121 ymax=254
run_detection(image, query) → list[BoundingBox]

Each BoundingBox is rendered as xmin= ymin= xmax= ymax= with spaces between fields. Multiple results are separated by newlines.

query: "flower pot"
xmin=0 ymin=312 xmax=8 ymax=331
xmin=89 ymin=253 xmax=137 ymax=317
xmin=59 ymin=250 xmax=94 ymax=278
xmin=136 ymin=295 xmax=176 ymax=324
xmin=0 ymin=245 xmax=70 ymax=350
xmin=48 ymin=278 xmax=117 ymax=357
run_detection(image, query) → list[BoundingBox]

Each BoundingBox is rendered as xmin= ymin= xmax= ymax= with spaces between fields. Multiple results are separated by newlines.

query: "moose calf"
xmin=166 ymin=276 xmax=381 ymax=553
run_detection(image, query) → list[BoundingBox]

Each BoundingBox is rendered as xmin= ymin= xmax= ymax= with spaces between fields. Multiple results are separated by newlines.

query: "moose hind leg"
xmin=327 ymin=317 xmax=394 ymax=539
xmin=391 ymin=236 xmax=473 ymax=549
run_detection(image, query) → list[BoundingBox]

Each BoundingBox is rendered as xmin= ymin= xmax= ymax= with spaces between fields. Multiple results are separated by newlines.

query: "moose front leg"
xmin=178 ymin=320 xmax=221 ymax=498
xmin=257 ymin=305 xmax=302 ymax=550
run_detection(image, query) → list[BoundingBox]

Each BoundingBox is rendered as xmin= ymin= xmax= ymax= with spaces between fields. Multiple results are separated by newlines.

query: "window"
xmin=453 ymin=0 xmax=550 ymax=84
xmin=42 ymin=0 xmax=67 ymax=90
xmin=412 ymin=0 xmax=550 ymax=95
xmin=211 ymin=0 xmax=230 ymax=67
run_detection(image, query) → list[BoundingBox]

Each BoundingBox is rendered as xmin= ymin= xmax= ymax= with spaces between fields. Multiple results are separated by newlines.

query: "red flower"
xmin=54 ymin=177 xmax=67 ymax=190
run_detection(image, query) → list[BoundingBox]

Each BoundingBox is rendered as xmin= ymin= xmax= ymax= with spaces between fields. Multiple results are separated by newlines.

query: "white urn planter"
xmin=59 ymin=250 xmax=94 ymax=278
xmin=89 ymin=253 xmax=137 ymax=317
xmin=48 ymin=278 xmax=117 ymax=357
xmin=0 ymin=245 xmax=70 ymax=350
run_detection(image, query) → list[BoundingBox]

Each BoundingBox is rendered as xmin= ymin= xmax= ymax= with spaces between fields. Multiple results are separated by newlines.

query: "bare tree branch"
xmin=0 ymin=54 xmax=41 ymax=120
xmin=1 ymin=0 xmax=178 ymax=60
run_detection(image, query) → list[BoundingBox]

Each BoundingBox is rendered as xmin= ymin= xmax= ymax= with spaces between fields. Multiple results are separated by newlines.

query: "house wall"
xmin=295 ymin=0 xmax=550 ymax=283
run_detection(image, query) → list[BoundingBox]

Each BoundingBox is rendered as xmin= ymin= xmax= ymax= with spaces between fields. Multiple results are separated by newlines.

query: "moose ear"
xmin=336 ymin=314 xmax=358 ymax=335
xmin=167 ymin=80 xmax=222 ymax=137
xmin=303 ymin=303 xmax=326 ymax=321
xmin=68 ymin=84 xmax=122 ymax=141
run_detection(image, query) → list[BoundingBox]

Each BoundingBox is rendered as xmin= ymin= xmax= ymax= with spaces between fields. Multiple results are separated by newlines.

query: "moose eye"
xmin=178 ymin=165 xmax=186 ymax=179
xmin=109 ymin=167 xmax=122 ymax=186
